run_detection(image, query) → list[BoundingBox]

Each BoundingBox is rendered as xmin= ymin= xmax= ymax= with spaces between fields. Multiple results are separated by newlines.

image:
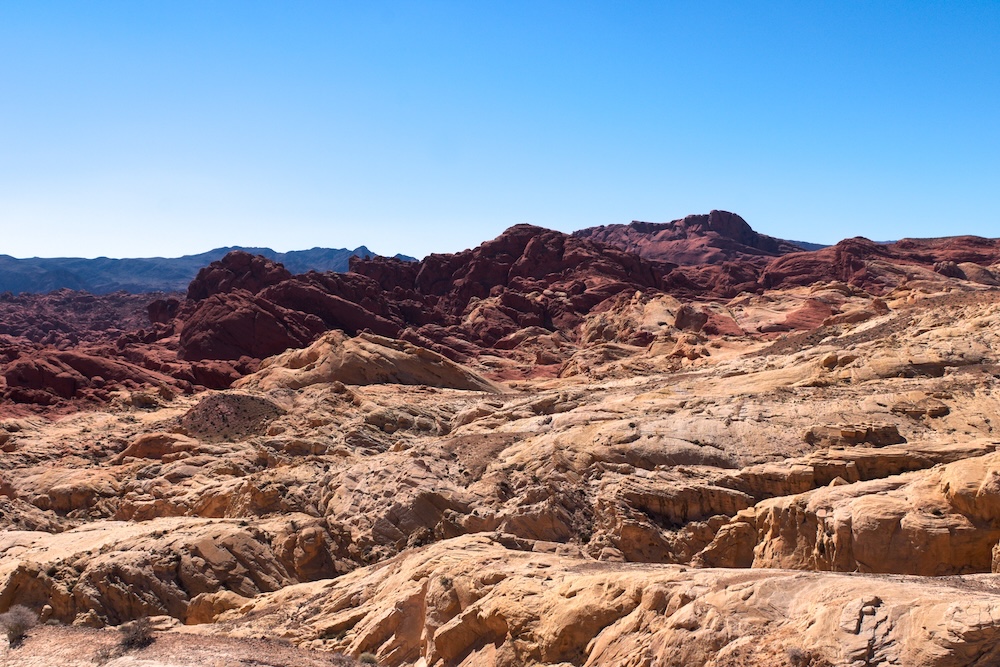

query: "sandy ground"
xmin=1 ymin=624 xmax=358 ymax=667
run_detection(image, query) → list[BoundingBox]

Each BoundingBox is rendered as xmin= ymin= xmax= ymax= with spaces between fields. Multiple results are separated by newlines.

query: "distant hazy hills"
xmin=0 ymin=246 xmax=417 ymax=295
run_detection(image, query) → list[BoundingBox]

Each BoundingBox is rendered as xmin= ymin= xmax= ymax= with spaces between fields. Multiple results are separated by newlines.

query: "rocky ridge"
xmin=573 ymin=209 xmax=808 ymax=265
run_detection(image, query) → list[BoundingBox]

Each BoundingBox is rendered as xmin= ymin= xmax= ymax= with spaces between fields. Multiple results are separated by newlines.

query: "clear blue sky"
xmin=1 ymin=1 xmax=997 ymax=259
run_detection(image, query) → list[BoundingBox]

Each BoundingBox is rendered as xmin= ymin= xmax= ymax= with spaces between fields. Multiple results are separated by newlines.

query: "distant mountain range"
xmin=0 ymin=246 xmax=417 ymax=295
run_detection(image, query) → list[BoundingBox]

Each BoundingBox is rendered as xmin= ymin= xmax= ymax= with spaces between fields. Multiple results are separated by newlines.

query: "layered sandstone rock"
xmin=0 ymin=515 xmax=349 ymax=626
xmin=6 ymin=218 xmax=1000 ymax=410
xmin=236 ymin=331 xmax=504 ymax=393
xmin=203 ymin=534 xmax=1000 ymax=667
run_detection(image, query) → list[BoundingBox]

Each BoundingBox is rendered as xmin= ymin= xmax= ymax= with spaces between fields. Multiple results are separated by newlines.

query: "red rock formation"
xmin=4 ymin=219 xmax=1000 ymax=412
xmin=175 ymin=225 xmax=684 ymax=363
xmin=577 ymin=213 xmax=1000 ymax=298
xmin=759 ymin=238 xmax=883 ymax=291
xmin=186 ymin=250 xmax=291 ymax=300
xmin=169 ymin=225 xmax=1000 ymax=373
xmin=3 ymin=350 xmax=180 ymax=401
xmin=0 ymin=289 xmax=172 ymax=347
xmin=761 ymin=235 xmax=1000 ymax=294
xmin=573 ymin=210 xmax=804 ymax=266
xmin=178 ymin=290 xmax=327 ymax=362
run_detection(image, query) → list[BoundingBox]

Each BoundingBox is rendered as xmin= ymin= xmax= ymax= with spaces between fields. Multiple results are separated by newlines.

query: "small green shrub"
xmin=359 ymin=652 xmax=378 ymax=665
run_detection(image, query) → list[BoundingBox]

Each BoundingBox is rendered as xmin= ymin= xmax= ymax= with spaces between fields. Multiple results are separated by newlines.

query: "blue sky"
xmin=1 ymin=2 xmax=997 ymax=259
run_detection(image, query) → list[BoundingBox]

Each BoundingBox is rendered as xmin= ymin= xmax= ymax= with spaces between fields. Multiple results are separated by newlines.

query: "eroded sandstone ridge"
xmin=4 ymin=218 xmax=1000 ymax=666
xmin=573 ymin=210 xmax=808 ymax=265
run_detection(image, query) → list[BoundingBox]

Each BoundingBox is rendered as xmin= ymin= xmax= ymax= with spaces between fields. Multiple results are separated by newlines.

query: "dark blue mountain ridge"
xmin=0 ymin=246 xmax=418 ymax=295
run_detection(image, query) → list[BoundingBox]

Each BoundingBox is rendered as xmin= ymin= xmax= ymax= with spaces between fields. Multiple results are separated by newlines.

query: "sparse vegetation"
xmin=787 ymin=646 xmax=812 ymax=667
xmin=92 ymin=644 xmax=117 ymax=665
xmin=359 ymin=652 xmax=378 ymax=665
xmin=92 ymin=617 xmax=155 ymax=664
xmin=119 ymin=616 xmax=155 ymax=650
xmin=330 ymin=654 xmax=362 ymax=666
xmin=0 ymin=605 xmax=37 ymax=648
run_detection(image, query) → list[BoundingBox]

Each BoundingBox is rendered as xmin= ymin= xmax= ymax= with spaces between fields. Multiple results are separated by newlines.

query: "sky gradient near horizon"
xmin=1 ymin=2 xmax=998 ymax=259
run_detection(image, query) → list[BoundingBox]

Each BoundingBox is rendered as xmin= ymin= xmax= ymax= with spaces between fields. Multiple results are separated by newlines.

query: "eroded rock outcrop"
xmin=236 ymin=331 xmax=504 ymax=393
xmin=206 ymin=534 xmax=1000 ymax=667
xmin=573 ymin=210 xmax=805 ymax=266
xmin=0 ymin=515 xmax=350 ymax=626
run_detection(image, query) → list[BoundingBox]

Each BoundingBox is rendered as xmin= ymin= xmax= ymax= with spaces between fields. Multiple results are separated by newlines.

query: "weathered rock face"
xmin=171 ymin=225 xmax=691 ymax=371
xmin=3 ymin=350 xmax=180 ymax=401
xmin=236 ymin=331 xmax=504 ymax=394
xmin=185 ymin=250 xmax=292 ymax=301
xmin=178 ymin=289 xmax=328 ymax=361
xmin=580 ymin=213 xmax=1000 ymax=300
xmin=760 ymin=235 xmax=1000 ymax=295
xmin=6 ymin=217 xmax=1000 ymax=411
xmin=208 ymin=534 xmax=1000 ymax=667
xmin=0 ymin=515 xmax=349 ymax=626
xmin=693 ymin=443 xmax=1000 ymax=575
xmin=172 ymin=224 xmax=1000 ymax=377
xmin=573 ymin=210 xmax=805 ymax=265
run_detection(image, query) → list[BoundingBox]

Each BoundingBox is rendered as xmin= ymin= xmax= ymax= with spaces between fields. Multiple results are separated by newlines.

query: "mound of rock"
xmin=236 ymin=331 xmax=503 ymax=393
xmin=3 ymin=349 xmax=183 ymax=405
xmin=179 ymin=392 xmax=287 ymax=442
xmin=574 ymin=210 xmax=804 ymax=265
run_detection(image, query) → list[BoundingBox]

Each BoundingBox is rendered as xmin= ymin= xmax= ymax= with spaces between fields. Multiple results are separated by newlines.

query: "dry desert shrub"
xmin=119 ymin=616 xmax=155 ymax=650
xmin=0 ymin=605 xmax=37 ymax=648
xmin=92 ymin=644 xmax=117 ymax=665
xmin=331 ymin=654 xmax=362 ymax=666
xmin=92 ymin=617 xmax=155 ymax=664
